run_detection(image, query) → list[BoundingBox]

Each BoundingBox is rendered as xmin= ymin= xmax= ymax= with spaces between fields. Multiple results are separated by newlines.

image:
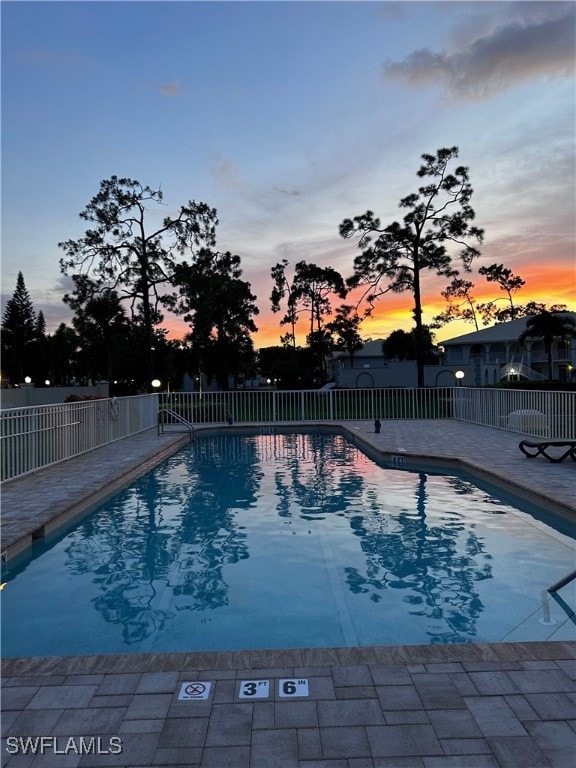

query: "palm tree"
xmin=519 ymin=312 xmax=576 ymax=381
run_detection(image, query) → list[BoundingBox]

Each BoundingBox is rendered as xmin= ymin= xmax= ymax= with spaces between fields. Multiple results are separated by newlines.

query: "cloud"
xmin=158 ymin=80 xmax=181 ymax=96
xmin=210 ymin=154 xmax=244 ymax=189
xmin=271 ymin=187 xmax=303 ymax=197
xmin=383 ymin=4 xmax=575 ymax=100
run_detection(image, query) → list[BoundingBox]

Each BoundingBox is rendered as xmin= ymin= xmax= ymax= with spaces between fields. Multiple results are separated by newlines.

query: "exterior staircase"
xmin=500 ymin=362 xmax=548 ymax=382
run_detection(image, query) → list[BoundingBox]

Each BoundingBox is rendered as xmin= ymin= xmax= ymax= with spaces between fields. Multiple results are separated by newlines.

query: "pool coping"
xmin=3 ymin=639 xmax=575 ymax=677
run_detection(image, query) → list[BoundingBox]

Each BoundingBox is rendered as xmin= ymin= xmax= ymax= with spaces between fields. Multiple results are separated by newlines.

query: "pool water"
xmin=2 ymin=432 xmax=575 ymax=656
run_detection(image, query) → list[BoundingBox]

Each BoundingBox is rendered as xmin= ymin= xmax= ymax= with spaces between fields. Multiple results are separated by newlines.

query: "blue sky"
xmin=2 ymin=0 xmax=575 ymax=347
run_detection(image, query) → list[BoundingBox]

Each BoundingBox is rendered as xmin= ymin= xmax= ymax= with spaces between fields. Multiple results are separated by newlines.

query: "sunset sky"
xmin=2 ymin=0 xmax=575 ymax=349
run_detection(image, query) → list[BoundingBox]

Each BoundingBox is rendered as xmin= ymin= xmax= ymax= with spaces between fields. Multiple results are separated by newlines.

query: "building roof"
xmin=440 ymin=312 xmax=576 ymax=346
xmin=333 ymin=339 xmax=384 ymax=359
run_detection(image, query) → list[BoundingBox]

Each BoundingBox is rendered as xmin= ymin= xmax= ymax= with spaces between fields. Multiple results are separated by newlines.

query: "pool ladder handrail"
xmin=158 ymin=408 xmax=195 ymax=442
xmin=540 ymin=568 xmax=576 ymax=626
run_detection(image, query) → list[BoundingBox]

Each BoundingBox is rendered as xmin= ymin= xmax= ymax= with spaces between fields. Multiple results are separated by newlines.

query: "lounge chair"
xmin=518 ymin=440 xmax=576 ymax=463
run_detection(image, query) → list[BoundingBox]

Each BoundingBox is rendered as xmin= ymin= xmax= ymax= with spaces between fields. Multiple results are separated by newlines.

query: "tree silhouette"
xmin=1 ymin=271 xmax=38 ymax=383
xmin=340 ymin=147 xmax=484 ymax=386
xmin=327 ymin=305 xmax=364 ymax=364
xmin=171 ymin=250 xmax=259 ymax=390
xmin=65 ymin=275 xmax=130 ymax=382
xmin=271 ymin=260 xmax=347 ymax=381
xmin=59 ymin=176 xmax=218 ymax=388
xmin=519 ymin=311 xmax=576 ymax=381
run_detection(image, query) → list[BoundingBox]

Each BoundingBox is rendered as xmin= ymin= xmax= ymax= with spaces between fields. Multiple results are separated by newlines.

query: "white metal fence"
xmin=1 ymin=395 xmax=158 ymax=482
xmin=160 ymin=387 xmax=454 ymax=424
xmin=1 ymin=388 xmax=574 ymax=482
xmin=451 ymin=387 xmax=575 ymax=439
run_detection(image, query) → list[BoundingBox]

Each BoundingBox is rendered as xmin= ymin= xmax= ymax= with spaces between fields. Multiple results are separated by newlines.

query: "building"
xmin=332 ymin=340 xmax=451 ymax=388
xmin=440 ymin=312 xmax=576 ymax=387
xmin=332 ymin=313 xmax=576 ymax=388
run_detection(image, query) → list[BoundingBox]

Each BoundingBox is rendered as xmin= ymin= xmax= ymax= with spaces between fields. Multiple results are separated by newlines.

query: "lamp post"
xmin=455 ymin=370 xmax=465 ymax=387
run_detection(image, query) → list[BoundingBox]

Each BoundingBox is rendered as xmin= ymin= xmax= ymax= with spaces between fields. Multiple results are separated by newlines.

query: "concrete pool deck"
xmin=1 ymin=420 xmax=575 ymax=767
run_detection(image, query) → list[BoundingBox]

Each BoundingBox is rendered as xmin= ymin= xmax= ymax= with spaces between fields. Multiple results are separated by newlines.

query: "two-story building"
xmin=440 ymin=312 xmax=576 ymax=387
xmin=331 ymin=313 xmax=576 ymax=388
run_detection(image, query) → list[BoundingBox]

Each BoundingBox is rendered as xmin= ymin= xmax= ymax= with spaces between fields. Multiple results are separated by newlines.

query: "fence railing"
xmin=1 ymin=394 xmax=158 ymax=482
xmin=451 ymin=387 xmax=575 ymax=439
xmin=160 ymin=387 xmax=454 ymax=424
xmin=1 ymin=387 xmax=574 ymax=482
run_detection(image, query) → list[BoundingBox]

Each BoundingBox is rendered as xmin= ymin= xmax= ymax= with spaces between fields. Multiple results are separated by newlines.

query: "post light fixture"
xmin=151 ymin=378 xmax=161 ymax=389
xmin=45 ymin=380 xmax=51 ymax=386
xmin=455 ymin=370 xmax=465 ymax=386
xmin=24 ymin=376 xmax=32 ymax=384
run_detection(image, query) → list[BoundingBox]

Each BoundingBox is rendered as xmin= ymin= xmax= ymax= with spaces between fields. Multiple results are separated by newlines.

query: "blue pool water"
xmin=2 ymin=432 xmax=575 ymax=656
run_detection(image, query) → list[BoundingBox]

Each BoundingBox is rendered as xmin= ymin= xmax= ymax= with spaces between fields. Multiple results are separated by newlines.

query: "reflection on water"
xmin=345 ymin=473 xmax=492 ymax=643
xmin=2 ymin=433 xmax=574 ymax=655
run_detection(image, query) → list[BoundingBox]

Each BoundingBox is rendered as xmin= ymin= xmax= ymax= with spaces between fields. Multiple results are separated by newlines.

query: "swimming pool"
xmin=2 ymin=432 xmax=575 ymax=656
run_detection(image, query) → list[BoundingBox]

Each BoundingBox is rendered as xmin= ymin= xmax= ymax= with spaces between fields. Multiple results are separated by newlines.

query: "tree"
xmin=47 ymin=323 xmax=80 ymax=385
xmin=340 ymin=146 xmax=484 ymax=386
xmin=434 ymin=264 xmax=568 ymax=329
xmin=518 ymin=311 xmax=576 ymax=381
xmin=326 ymin=304 xmax=364 ymax=364
xmin=382 ymin=327 xmax=438 ymax=363
xmin=270 ymin=260 xmax=298 ymax=349
xmin=270 ymin=260 xmax=347 ymax=345
xmin=64 ymin=275 xmax=130 ymax=382
xmin=476 ymin=263 xmax=525 ymax=323
xmin=433 ymin=277 xmax=480 ymax=330
xmin=270 ymin=260 xmax=347 ymax=380
xmin=1 ymin=271 xmax=38 ymax=383
xmin=171 ymin=250 xmax=259 ymax=390
xmin=59 ymin=176 xmax=218 ymax=388
xmin=257 ymin=345 xmax=318 ymax=389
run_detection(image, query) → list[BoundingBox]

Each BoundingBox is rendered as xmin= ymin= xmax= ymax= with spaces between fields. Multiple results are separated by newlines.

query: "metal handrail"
xmin=540 ymin=568 xmax=576 ymax=626
xmin=157 ymin=408 xmax=195 ymax=442
xmin=548 ymin=569 xmax=576 ymax=594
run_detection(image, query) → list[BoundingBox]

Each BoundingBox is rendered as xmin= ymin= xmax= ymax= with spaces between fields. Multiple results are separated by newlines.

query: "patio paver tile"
xmin=297 ymin=727 xmax=322 ymax=760
xmin=249 ymin=728 xmax=298 ymax=768
xmin=50 ymin=707 xmax=126 ymax=735
xmin=376 ymin=685 xmax=422 ymax=711
xmin=320 ymin=726 xmax=371 ymax=759
xmin=318 ymin=699 xmax=384 ymax=727
xmin=465 ymin=697 xmax=528 ymax=737
xmin=427 ymin=709 xmax=484 ymax=738
xmin=524 ymin=692 xmax=576 ymax=721
xmin=200 ymin=745 xmax=250 ymax=768
xmin=526 ymin=720 xmax=576 ymax=768
xmin=365 ymin=723 xmax=444 ymax=757
xmin=157 ymin=716 xmax=208 ymax=748
xmin=26 ymin=686 xmax=98 ymax=710
xmin=487 ymin=735 xmax=554 ymax=768
xmin=411 ymin=675 xmax=466 ymax=710
xmin=124 ymin=693 xmax=172 ymax=720
xmin=204 ymin=703 xmax=253 ymax=747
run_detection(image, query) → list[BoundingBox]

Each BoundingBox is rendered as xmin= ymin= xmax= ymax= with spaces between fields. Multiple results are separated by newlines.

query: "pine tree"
xmin=1 ymin=272 xmax=38 ymax=383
